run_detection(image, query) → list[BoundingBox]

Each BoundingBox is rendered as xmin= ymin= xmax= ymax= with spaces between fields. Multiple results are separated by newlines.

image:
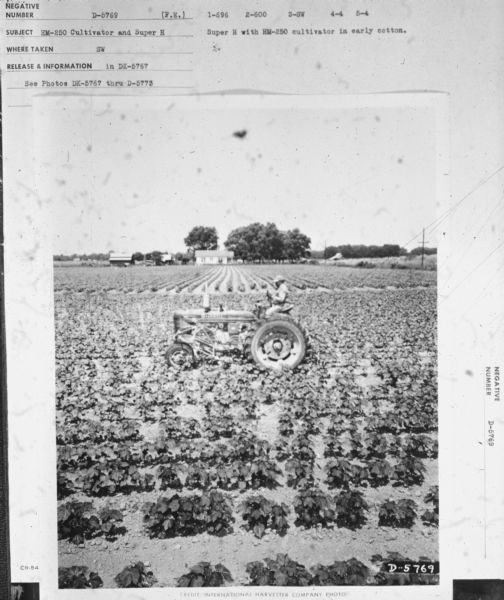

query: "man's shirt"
xmin=273 ymin=283 xmax=288 ymax=305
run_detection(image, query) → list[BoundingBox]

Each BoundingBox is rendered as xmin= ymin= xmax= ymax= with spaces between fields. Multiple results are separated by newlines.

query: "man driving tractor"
xmin=166 ymin=273 xmax=307 ymax=370
xmin=266 ymin=275 xmax=293 ymax=317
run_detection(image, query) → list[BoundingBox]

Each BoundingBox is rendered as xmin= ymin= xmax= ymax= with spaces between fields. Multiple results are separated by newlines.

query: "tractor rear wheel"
xmin=247 ymin=317 xmax=307 ymax=370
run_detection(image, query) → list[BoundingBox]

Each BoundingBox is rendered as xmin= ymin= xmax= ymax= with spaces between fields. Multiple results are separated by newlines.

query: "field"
xmin=55 ymin=265 xmax=438 ymax=589
xmin=331 ymin=255 xmax=437 ymax=271
xmin=54 ymin=263 xmax=436 ymax=294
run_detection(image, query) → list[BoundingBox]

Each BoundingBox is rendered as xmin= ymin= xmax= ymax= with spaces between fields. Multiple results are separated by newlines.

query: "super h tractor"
xmin=165 ymin=295 xmax=307 ymax=371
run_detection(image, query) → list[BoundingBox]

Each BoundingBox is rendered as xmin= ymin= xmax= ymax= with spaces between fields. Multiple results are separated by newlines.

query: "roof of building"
xmin=109 ymin=253 xmax=132 ymax=260
xmin=194 ymin=250 xmax=234 ymax=257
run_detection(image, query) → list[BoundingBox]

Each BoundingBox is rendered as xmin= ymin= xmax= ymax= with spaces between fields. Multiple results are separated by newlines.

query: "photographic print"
xmin=37 ymin=95 xmax=440 ymax=588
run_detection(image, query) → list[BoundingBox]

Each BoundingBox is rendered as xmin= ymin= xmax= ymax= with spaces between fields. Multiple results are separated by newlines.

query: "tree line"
xmin=184 ymin=223 xmax=311 ymax=262
xmin=54 ymin=253 xmax=110 ymax=262
xmin=54 ymin=225 xmax=436 ymax=263
xmin=322 ymin=244 xmax=436 ymax=259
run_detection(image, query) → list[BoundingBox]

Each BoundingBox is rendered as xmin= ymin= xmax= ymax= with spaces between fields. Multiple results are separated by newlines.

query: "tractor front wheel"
xmin=165 ymin=342 xmax=195 ymax=370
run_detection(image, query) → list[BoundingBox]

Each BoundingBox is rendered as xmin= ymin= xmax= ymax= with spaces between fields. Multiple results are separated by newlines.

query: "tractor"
xmin=165 ymin=293 xmax=307 ymax=371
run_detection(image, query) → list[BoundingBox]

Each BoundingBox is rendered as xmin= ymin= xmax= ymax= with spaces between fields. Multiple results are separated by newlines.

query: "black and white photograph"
xmin=37 ymin=94 xmax=442 ymax=588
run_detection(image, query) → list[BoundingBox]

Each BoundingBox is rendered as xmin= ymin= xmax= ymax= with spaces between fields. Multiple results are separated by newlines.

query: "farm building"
xmin=109 ymin=252 xmax=133 ymax=266
xmin=160 ymin=253 xmax=173 ymax=264
xmin=195 ymin=250 xmax=234 ymax=265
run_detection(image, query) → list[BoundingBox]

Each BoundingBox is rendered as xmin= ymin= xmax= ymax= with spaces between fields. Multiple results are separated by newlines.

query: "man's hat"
xmin=273 ymin=275 xmax=286 ymax=284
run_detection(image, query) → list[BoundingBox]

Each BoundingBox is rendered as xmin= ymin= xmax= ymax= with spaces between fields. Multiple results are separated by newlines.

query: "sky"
xmin=38 ymin=96 xmax=438 ymax=254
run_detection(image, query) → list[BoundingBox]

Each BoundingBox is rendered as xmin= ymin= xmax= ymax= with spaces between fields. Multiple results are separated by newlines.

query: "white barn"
xmin=195 ymin=250 xmax=234 ymax=265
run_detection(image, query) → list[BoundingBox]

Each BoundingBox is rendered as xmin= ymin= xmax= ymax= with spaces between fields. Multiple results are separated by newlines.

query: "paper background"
xmin=2 ymin=0 xmax=504 ymax=598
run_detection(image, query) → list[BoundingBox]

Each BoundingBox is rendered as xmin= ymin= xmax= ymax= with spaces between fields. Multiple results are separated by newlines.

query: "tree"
xmin=145 ymin=251 xmax=163 ymax=264
xmin=175 ymin=252 xmax=191 ymax=264
xmin=54 ymin=253 xmax=109 ymax=261
xmin=225 ymin=223 xmax=311 ymax=262
xmin=410 ymin=246 xmax=437 ymax=256
xmin=375 ymin=244 xmax=404 ymax=258
xmin=260 ymin=223 xmax=285 ymax=261
xmin=184 ymin=226 xmax=218 ymax=252
xmin=282 ymin=229 xmax=311 ymax=261
xmin=323 ymin=246 xmax=340 ymax=260
xmin=324 ymin=244 xmax=406 ymax=259
xmin=225 ymin=222 xmax=266 ymax=261
xmin=132 ymin=252 xmax=144 ymax=262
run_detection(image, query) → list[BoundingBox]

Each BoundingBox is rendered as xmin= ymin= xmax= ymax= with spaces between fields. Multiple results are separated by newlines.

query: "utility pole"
xmin=421 ymin=228 xmax=426 ymax=269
